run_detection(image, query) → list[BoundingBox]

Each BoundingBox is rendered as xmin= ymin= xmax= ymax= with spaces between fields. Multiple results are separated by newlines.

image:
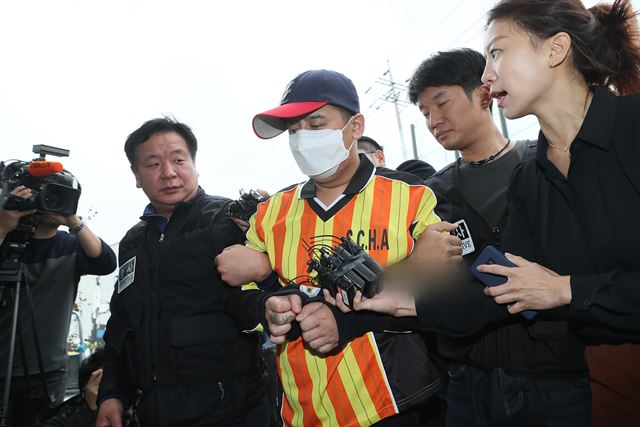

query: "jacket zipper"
xmin=217 ymin=381 xmax=225 ymax=401
xmin=150 ymin=228 xmax=165 ymax=425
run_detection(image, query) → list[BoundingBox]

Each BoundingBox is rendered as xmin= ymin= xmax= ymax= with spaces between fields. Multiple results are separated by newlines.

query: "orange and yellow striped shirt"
xmin=246 ymin=160 xmax=439 ymax=427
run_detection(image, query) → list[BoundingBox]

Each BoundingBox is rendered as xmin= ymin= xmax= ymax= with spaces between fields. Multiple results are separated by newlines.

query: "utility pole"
xmin=366 ymin=60 xmax=411 ymax=161
xmin=410 ymin=124 xmax=418 ymax=160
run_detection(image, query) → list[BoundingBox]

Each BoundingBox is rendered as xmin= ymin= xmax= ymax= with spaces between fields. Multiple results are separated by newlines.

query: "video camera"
xmin=0 ymin=145 xmax=80 ymax=217
xmin=307 ymin=236 xmax=383 ymax=307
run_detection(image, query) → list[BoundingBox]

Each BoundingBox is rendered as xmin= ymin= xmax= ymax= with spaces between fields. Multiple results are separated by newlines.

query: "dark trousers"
xmin=446 ymin=364 xmax=591 ymax=427
xmin=136 ymin=375 xmax=269 ymax=427
xmin=373 ymin=405 xmax=422 ymax=427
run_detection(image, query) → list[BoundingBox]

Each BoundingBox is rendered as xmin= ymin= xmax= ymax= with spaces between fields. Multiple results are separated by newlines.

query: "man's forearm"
xmin=333 ymin=307 xmax=420 ymax=346
xmin=72 ymin=219 xmax=103 ymax=257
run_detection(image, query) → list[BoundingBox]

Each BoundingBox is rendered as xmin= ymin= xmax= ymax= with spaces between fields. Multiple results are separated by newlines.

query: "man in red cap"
xmin=217 ymin=69 xmax=447 ymax=426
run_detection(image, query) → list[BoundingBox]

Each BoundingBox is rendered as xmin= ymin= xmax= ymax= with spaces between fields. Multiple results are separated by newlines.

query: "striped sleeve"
xmin=410 ymin=184 xmax=440 ymax=239
xmin=245 ymin=199 xmax=269 ymax=252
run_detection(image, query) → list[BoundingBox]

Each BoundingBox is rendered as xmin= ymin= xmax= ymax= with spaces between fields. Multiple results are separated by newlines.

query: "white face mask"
xmin=289 ymin=117 xmax=354 ymax=179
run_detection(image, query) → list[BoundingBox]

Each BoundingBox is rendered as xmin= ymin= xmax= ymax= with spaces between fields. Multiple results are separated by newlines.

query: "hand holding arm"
xmin=410 ymin=221 xmax=463 ymax=265
xmin=215 ymin=244 xmax=273 ymax=287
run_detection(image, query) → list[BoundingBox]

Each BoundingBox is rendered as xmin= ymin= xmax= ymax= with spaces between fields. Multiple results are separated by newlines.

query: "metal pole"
xmin=1 ymin=284 xmax=20 ymax=427
xmin=410 ymin=124 xmax=418 ymax=160
xmin=386 ymin=60 xmax=408 ymax=161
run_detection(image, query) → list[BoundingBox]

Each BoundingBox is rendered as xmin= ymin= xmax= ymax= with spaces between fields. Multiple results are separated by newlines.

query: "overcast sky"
xmin=1 ymin=0 xmax=632 ymax=247
xmin=2 ymin=0 xmax=636 ymax=333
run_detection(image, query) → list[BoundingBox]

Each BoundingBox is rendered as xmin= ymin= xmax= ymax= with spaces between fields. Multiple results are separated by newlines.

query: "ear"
xmin=477 ymin=84 xmax=493 ymax=110
xmin=374 ymin=150 xmax=386 ymax=167
xmin=547 ymin=32 xmax=571 ymax=68
xmin=351 ymin=114 xmax=365 ymax=140
xmin=131 ymin=165 xmax=142 ymax=189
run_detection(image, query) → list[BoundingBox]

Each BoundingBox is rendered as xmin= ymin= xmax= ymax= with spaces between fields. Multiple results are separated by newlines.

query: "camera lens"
xmin=40 ymin=183 xmax=79 ymax=215
xmin=44 ymin=192 xmax=61 ymax=210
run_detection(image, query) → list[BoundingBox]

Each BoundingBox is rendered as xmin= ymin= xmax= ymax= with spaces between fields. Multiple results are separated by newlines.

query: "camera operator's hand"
xmin=265 ymin=294 xmax=302 ymax=344
xmin=215 ymin=244 xmax=272 ymax=287
xmin=0 ymin=186 xmax=36 ymax=239
xmin=36 ymin=213 xmax=104 ymax=257
xmin=296 ymin=302 xmax=339 ymax=354
xmin=41 ymin=212 xmax=80 ymax=228
xmin=410 ymin=221 xmax=463 ymax=265
xmin=96 ymin=398 xmax=124 ymax=427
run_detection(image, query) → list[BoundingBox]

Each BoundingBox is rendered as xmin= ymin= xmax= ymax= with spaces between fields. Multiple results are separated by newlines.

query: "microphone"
xmin=27 ymin=161 xmax=64 ymax=177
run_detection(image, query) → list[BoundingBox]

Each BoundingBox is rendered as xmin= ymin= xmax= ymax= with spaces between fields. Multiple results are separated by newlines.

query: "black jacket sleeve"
xmin=97 ymin=287 xmax=136 ymax=407
xmin=213 ymin=204 xmax=268 ymax=332
xmin=76 ymin=239 xmax=117 ymax=276
xmin=332 ymin=308 xmax=421 ymax=345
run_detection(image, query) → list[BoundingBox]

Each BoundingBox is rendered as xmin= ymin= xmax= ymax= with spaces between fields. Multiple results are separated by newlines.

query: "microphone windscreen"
xmin=27 ymin=161 xmax=64 ymax=176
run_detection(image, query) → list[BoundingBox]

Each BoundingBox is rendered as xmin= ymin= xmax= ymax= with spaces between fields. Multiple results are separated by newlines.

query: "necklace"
xmin=465 ymin=139 xmax=510 ymax=166
xmin=547 ymin=141 xmax=571 ymax=152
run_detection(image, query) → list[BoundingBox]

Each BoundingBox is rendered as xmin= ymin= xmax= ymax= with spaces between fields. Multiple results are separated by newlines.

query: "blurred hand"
xmin=411 ymin=221 xmax=462 ymax=265
xmin=265 ymin=294 xmax=302 ymax=344
xmin=297 ymin=302 xmax=339 ymax=354
xmin=215 ymin=244 xmax=272 ymax=286
xmin=479 ymin=253 xmax=572 ymax=314
xmin=96 ymin=398 xmax=124 ymax=427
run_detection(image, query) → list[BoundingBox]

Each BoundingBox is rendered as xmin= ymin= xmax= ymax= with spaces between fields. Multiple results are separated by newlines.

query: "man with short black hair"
xmin=396 ymin=159 xmax=436 ymax=181
xmin=96 ymin=118 xmax=268 ymax=427
xmin=358 ymin=48 xmax=590 ymax=426
xmin=357 ymin=136 xmax=386 ymax=167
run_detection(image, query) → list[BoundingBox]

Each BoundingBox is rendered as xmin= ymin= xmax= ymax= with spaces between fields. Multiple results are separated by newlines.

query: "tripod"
xmin=0 ymin=242 xmax=52 ymax=426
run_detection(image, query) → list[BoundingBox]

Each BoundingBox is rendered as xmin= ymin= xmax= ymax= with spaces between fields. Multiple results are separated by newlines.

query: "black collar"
xmin=141 ymin=186 xmax=205 ymax=220
xmin=575 ymin=86 xmax=617 ymax=149
xmin=537 ymin=86 xmax=617 ymax=163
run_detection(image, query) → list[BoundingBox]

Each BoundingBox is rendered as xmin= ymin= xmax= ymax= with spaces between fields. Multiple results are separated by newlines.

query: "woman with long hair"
xmin=480 ymin=0 xmax=640 ymax=424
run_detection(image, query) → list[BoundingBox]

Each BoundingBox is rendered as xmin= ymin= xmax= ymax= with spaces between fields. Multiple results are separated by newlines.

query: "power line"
xmin=366 ymin=60 xmax=412 ymax=160
xmin=390 ymin=0 xmax=467 ymax=68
